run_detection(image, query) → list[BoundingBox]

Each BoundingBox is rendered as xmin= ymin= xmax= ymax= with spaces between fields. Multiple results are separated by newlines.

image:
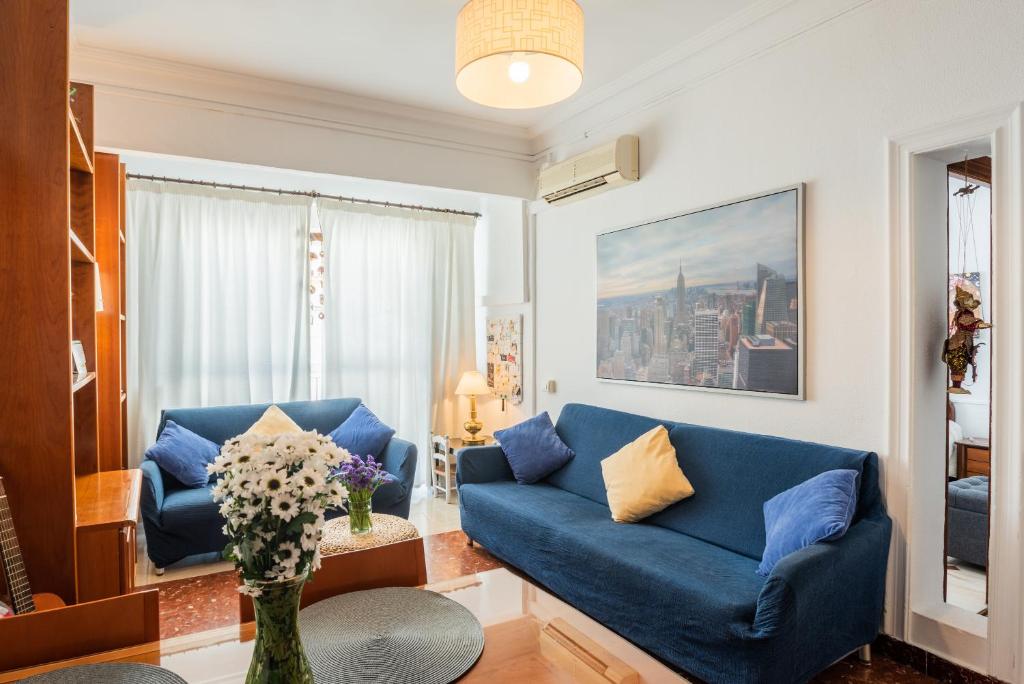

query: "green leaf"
xmin=285 ymin=511 xmax=317 ymax=535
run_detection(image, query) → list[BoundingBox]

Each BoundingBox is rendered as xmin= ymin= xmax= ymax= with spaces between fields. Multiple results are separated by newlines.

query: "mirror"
xmin=940 ymin=147 xmax=992 ymax=615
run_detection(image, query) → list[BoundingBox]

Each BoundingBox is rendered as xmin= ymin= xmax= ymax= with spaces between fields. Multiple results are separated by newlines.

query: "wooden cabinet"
xmin=955 ymin=438 xmax=990 ymax=479
xmin=75 ymin=470 xmax=141 ymax=602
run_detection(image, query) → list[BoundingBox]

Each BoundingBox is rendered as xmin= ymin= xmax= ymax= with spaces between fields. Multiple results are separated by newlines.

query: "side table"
xmin=431 ymin=434 xmax=495 ymax=503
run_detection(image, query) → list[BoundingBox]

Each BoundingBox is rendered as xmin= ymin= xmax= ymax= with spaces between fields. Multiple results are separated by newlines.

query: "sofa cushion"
xmin=460 ymin=481 xmax=765 ymax=635
xmin=547 ymin=404 xmax=669 ymax=504
xmin=161 ymin=486 xmax=222 ymax=531
xmin=144 ymin=420 xmax=220 ymax=488
xmin=158 ymin=398 xmax=362 ymax=446
xmin=757 ymin=469 xmax=859 ymax=576
xmin=649 ymin=424 xmax=868 ymax=560
xmin=494 ymin=412 xmax=574 ymax=484
xmin=329 ymin=403 xmax=395 ymax=458
xmin=244 ymin=405 xmax=303 ymax=437
xmin=948 ymin=476 xmax=989 ymax=514
xmin=601 ymin=425 xmax=694 ymax=522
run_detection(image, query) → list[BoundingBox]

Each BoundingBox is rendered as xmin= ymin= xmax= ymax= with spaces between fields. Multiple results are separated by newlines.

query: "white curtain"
xmin=126 ymin=180 xmax=312 ymax=465
xmin=317 ymin=200 xmax=477 ymax=485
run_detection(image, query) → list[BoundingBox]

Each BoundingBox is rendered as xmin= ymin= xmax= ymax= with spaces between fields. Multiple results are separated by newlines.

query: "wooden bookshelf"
xmin=95 ymin=152 xmax=128 ymax=471
xmin=0 ymin=0 xmax=136 ymax=611
xmin=68 ymin=111 xmax=93 ymax=174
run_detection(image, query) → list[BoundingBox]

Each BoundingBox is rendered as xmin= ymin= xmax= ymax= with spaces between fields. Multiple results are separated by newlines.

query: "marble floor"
xmin=135 ymin=486 xmax=461 ymax=587
xmin=141 ymin=529 xmax=943 ymax=682
xmin=946 ymin=557 xmax=988 ymax=615
xmin=135 ymin=491 xmax=952 ymax=683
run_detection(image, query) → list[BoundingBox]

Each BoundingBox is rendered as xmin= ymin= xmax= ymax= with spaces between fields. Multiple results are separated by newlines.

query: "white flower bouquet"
xmin=209 ymin=430 xmax=350 ymax=595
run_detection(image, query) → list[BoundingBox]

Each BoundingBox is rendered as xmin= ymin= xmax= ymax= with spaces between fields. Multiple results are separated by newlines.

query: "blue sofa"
xmin=141 ymin=398 xmax=417 ymax=570
xmin=458 ymin=403 xmax=891 ymax=684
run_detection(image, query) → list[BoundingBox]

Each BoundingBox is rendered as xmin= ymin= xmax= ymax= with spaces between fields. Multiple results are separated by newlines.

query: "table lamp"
xmin=455 ymin=370 xmax=490 ymax=445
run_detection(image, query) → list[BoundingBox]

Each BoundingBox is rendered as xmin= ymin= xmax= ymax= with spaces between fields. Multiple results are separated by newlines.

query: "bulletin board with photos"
xmin=486 ymin=316 xmax=523 ymax=405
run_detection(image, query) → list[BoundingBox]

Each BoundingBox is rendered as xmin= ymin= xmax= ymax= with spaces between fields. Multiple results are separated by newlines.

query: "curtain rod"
xmin=125 ymin=173 xmax=482 ymax=219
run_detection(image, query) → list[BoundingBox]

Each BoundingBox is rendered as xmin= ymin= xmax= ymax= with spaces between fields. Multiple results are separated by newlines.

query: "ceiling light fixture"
xmin=455 ymin=0 xmax=584 ymax=110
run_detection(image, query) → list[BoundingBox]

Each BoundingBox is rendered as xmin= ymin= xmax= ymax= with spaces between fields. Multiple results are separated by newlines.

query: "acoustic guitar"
xmin=0 ymin=476 xmax=65 ymax=616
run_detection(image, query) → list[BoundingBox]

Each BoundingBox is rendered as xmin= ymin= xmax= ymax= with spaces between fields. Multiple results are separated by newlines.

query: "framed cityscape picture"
xmin=596 ymin=185 xmax=804 ymax=399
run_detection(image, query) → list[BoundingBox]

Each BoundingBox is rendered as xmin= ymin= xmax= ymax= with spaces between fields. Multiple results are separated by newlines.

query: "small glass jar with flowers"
xmin=336 ymin=454 xmax=396 ymax=535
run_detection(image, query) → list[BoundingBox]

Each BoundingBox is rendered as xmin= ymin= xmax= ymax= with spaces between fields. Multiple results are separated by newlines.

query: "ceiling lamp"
xmin=455 ymin=0 xmax=584 ymax=110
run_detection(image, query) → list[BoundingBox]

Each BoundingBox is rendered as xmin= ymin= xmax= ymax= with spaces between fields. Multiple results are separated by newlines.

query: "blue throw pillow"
xmin=145 ymin=420 xmax=221 ymax=489
xmin=494 ymin=412 xmax=575 ymax=484
xmin=757 ymin=469 xmax=859 ymax=577
xmin=329 ymin=404 xmax=395 ymax=458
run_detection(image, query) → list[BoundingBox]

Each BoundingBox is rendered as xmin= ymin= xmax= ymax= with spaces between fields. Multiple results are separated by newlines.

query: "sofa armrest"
xmin=378 ymin=437 xmax=417 ymax=494
xmin=457 ymin=445 xmax=513 ymax=486
xmin=751 ymin=515 xmax=891 ymax=640
xmin=139 ymin=460 xmax=166 ymax=521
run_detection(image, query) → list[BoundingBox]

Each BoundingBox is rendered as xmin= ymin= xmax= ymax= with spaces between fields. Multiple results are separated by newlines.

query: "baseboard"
xmin=874 ymin=635 xmax=1004 ymax=683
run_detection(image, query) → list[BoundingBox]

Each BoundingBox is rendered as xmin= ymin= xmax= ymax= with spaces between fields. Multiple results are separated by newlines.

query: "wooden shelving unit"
xmin=95 ymin=152 xmax=128 ymax=471
xmin=71 ymin=373 xmax=97 ymax=394
xmin=0 ymin=1 xmax=137 ymax=613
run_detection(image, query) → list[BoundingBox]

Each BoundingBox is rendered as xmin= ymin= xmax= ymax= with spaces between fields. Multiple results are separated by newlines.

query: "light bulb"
xmin=508 ymin=60 xmax=530 ymax=84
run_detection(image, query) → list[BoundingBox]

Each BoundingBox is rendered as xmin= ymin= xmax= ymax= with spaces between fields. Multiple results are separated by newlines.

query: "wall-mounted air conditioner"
xmin=538 ymin=135 xmax=639 ymax=205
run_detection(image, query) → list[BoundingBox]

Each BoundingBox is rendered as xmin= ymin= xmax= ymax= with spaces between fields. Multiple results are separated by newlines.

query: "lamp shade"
xmin=456 ymin=370 xmax=491 ymax=396
xmin=456 ymin=0 xmax=584 ymax=110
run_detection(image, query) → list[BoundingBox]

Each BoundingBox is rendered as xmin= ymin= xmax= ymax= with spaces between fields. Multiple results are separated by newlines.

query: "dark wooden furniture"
xmin=0 ymin=590 xmax=160 ymax=674
xmin=75 ymin=470 xmax=142 ymax=602
xmin=0 ymin=0 xmax=82 ymax=603
xmin=0 ymin=0 xmax=142 ymax=640
xmin=95 ymin=152 xmax=129 ymax=471
xmin=238 ymin=536 xmax=427 ymax=623
xmin=955 ymin=437 xmax=990 ymax=479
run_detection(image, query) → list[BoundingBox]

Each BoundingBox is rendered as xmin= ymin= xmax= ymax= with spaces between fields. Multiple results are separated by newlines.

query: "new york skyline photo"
xmin=596 ymin=188 xmax=802 ymax=395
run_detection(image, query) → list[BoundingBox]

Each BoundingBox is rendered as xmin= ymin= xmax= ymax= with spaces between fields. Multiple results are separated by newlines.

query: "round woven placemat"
xmin=320 ymin=513 xmax=420 ymax=555
xmin=300 ymin=587 xmax=484 ymax=684
xmin=22 ymin=664 xmax=187 ymax=683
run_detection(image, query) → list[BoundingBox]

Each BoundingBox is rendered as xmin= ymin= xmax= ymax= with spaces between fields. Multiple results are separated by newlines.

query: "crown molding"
xmin=71 ymin=44 xmax=535 ymax=163
xmin=530 ymin=0 xmax=875 ymax=155
xmin=71 ymin=0 xmax=875 ymax=171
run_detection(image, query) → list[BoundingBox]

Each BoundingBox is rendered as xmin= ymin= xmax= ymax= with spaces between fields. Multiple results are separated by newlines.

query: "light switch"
xmin=545 ymin=380 xmax=557 ymax=393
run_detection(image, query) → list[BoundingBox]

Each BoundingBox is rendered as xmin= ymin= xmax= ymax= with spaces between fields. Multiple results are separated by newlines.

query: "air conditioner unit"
xmin=538 ymin=135 xmax=639 ymax=205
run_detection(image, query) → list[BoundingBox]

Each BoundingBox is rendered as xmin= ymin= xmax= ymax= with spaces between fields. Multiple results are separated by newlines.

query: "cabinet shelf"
xmin=68 ymin=110 xmax=93 ymax=174
xmin=72 ymin=372 xmax=96 ymax=393
xmin=70 ymin=229 xmax=95 ymax=264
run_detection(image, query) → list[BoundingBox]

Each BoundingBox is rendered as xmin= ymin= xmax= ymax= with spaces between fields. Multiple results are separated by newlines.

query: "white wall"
xmin=73 ymin=47 xmax=536 ymax=199
xmin=531 ymin=0 xmax=1024 ymax=664
xmin=473 ymin=197 xmax=534 ymax=433
xmin=533 ymin=0 xmax=1023 ymax=450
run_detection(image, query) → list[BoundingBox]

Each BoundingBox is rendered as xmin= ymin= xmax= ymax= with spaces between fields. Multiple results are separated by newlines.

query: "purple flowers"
xmin=336 ymin=454 xmax=395 ymax=496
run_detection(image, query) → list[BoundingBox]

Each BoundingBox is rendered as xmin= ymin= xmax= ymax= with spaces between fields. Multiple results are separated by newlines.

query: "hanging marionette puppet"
xmin=942 ymin=286 xmax=990 ymax=394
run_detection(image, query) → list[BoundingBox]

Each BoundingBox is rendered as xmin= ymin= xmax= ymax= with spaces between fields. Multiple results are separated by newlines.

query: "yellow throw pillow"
xmin=244 ymin=405 xmax=303 ymax=437
xmin=601 ymin=425 xmax=694 ymax=523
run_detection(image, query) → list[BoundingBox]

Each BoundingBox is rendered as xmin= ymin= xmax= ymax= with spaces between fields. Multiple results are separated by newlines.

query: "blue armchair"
xmin=140 ymin=398 xmax=417 ymax=571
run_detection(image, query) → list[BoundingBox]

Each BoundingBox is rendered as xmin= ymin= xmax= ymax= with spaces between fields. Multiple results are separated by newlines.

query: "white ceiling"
xmin=71 ymin=0 xmax=760 ymax=128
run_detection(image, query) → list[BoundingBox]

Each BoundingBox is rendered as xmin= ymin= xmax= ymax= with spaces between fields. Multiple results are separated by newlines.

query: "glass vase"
xmin=348 ymin=491 xmax=373 ymax=535
xmin=245 ymin=574 xmax=313 ymax=684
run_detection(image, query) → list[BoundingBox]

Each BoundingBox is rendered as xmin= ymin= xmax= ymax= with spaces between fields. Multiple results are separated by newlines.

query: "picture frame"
xmin=596 ymin=184 xmax=805 ymax=400
xmin=71 ymin=340 xmax=87 ymax=378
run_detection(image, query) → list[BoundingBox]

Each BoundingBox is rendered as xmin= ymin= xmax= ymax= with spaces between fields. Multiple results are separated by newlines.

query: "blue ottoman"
xmin=947 ymin=476 xmax=989 ymax=567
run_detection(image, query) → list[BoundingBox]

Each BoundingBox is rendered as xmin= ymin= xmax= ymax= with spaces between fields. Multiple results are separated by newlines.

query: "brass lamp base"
xmin=463 ymin=395 xmax=485 ymax=446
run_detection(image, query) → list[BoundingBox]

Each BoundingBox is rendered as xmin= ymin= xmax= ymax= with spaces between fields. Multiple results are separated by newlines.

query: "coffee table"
xmin=1 ymin=569 xmax=686 ymax=683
